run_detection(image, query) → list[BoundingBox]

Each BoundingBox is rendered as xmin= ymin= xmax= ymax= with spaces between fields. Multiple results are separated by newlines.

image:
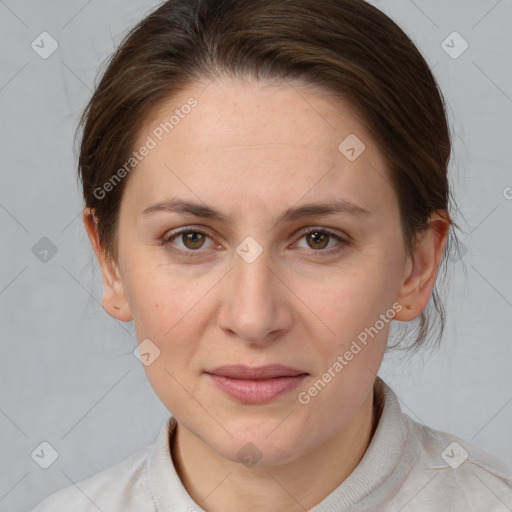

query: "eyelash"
xmin=161 ymin=226 xmax=349 ymax=259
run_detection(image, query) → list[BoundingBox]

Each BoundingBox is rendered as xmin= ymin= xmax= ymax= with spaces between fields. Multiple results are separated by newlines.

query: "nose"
xmin=216 ymin=243 xmax=293 ymax=345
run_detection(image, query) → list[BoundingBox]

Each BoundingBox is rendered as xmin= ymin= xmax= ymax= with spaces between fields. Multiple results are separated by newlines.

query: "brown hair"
xmin=76 ymin=0 xmax=460 ymax=351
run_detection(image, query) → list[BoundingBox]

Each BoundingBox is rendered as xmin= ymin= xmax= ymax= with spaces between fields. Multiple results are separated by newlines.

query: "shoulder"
xmin=30 ymin=444 xmax=154 ymax=512
xmin=399 ymin=413 xmax=512 ymax=510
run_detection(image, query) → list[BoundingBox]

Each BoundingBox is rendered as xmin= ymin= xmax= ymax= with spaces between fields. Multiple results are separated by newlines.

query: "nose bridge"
xmin=232 ymin=236 xmax=275 ymax=310
xmin=218 ymin=236 xmax=286 ymax=341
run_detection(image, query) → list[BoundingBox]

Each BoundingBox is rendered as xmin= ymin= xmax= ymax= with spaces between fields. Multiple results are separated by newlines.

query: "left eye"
xmin=294 ymin=228 xmax=345 ymax=252
xmin=162 ymin=227 xmax=347 ymax=256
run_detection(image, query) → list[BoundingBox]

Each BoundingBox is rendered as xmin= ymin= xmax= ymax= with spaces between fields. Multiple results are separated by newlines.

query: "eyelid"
xmin=162 ymin=225 xmax=212 ymax=243
xmin=293 ymin=225 xmax=350 ymax=243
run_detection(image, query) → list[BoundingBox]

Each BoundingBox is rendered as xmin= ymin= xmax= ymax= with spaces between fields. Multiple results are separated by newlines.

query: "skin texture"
xmin=83 ymin=77 xmax=449 ymax=512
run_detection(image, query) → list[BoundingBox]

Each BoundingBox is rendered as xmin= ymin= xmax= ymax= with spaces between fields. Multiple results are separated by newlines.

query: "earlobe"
xmin=82 ymin=208 xmax=133 ymax=322
xmin=394 ymin=212 xmax=450 ymax=322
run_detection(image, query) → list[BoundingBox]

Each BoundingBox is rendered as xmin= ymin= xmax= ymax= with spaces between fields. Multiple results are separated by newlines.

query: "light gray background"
xmin=0 ymin=0 xmax=511 ymax=510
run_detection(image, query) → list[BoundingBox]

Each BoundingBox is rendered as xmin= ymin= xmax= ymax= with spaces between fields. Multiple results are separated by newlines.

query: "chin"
xmin=221 ymin=441 xmax=301 ymax=468
xmin=205 ymin=422 xmax=310 ymax=468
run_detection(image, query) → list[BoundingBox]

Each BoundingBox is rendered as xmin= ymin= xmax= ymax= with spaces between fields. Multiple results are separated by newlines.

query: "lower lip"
xmin=207 ymin=373 xmax=308 ymax=404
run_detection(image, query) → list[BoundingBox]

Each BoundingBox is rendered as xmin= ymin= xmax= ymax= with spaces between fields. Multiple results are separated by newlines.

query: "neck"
xmin=171 ymin=384 xmax=380 ymax=512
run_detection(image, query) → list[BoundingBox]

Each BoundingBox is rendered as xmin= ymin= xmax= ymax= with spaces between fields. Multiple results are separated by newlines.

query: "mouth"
xmin=205 ymin=365 xmax=309 ymax=404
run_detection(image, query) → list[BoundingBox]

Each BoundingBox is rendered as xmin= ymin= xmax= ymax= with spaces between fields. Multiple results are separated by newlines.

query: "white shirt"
xmin=31 ymin=378 xmax=512 ymax=511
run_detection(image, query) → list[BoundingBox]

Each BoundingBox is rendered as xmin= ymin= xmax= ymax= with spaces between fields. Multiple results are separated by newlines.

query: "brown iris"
xmin=181 ymin=231 xmax=206 ymax=250
xmin=306 ymin=231 xmax=330 ymax=250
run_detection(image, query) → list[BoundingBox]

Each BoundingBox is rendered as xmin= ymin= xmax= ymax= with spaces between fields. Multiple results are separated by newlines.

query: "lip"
xmin=207 ymin=364 xmax=307 ymax=379
xmin=205 ymin=365 xmax=308 ymax=404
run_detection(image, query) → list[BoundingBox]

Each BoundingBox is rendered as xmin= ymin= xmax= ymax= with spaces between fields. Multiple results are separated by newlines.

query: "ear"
xmin=394 ymin=211 xmax=450 ymax=321
xmin=82 ymin=208 xmax=133 ymax=322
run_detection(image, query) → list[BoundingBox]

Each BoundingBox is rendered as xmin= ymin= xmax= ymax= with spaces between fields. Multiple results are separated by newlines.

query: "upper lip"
xmin=206 ymin=364 xmax=308 ymax=380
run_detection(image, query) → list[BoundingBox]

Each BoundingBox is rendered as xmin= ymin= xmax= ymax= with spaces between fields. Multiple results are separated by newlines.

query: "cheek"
xmin=125 ymin=264 xmax=217 ymax=390
xmin=300 ymin=262 xmax=401 ymax=336
xmin=123 ymin=258 xmax=206 ymax=334
xmin=293 ymin=255 xmax=403 ymax=374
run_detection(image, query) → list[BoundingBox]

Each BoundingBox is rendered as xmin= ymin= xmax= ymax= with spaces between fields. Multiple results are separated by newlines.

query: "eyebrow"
xmin=142 ymin=197 xmax=370 ymax=224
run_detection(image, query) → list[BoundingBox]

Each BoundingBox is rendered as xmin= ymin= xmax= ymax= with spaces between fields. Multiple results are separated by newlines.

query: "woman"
xmin=32 ymin=0 xmax=512 ymax=510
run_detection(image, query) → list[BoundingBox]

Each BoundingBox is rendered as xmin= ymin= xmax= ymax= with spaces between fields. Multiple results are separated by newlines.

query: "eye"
xmin=163 ymin=227 xmax=216 ymax=257
xmin=294 ymin=227 xmax=348 ymax=255
xmin=162 ymin=226 xmax=349 ymax=258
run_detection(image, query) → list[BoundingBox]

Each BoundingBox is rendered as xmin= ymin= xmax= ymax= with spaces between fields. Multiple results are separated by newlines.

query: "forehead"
xmin=144 ymin=77 xmax=372 ymax=155
xmin=123 ymin=78 xmax=396 ymax=220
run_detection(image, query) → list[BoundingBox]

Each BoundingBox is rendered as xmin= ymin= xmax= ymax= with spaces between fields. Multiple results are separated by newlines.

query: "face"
xmin=91 ymin=77 xmax=430 ymax=466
